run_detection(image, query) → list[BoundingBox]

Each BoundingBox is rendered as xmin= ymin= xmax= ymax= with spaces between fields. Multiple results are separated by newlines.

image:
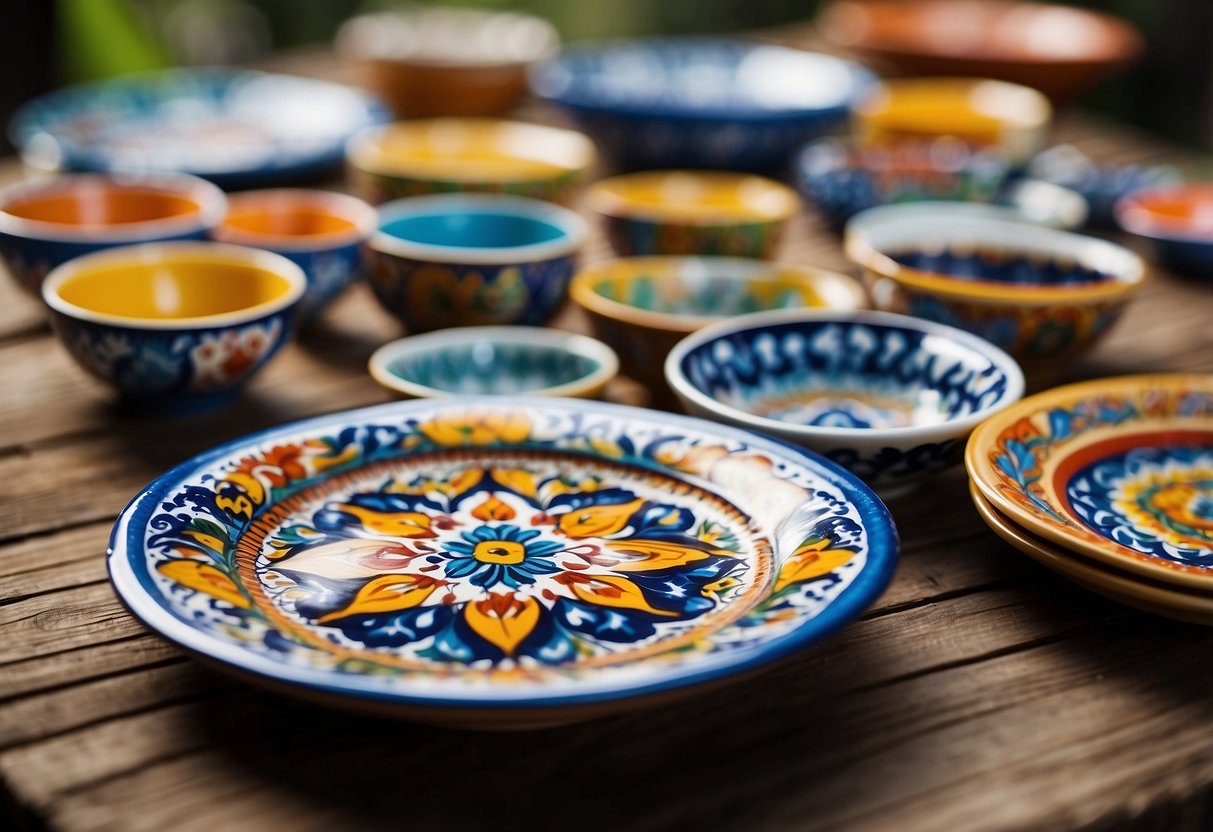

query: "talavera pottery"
xmin=107 ymin=397 xmax=898 ymax=726
xmin=336 ymin=8 xmax=559 ymax=118
xmin=570 ymin=256 xmax=866 ymax=408
xmin=820 ymin=0 xmax=1144 ymax=103
xmin=211 ymin=189 xmax=377 ymax=321
xmin=11 ymin=68 xmax=388 ymax=188
xmin=365 ymin=194 xmax=588 ymax=332
xmin=586 ymin=171 xmax=799 ymax=259
xmin=665 ymin=308 xmax=1024 ymax=494
xmin=1029 ymin=144 xmax=1180 ymax=227
xmin=1115 ymin=185 xmax=1213 ymax=279
xmin=0 ymin=172 xmax=226 ymax=297
xmin=346 ymin=118 xmax=596 ymax=205
xmin=966 ymin=374 xmax=1213 ymax=591
xmin=368 ymin=326 xmax=619 ymax=399
xmin=970 ymin=483 xmax=1213 ymax=626
xmin=42 ymin=241 xmax=305 ymax=413
xmin=853 ymin=77 xmax=1051 ymax=164
xmin=845 ymin=203 xmax=1144 ymax=368
xmin=529 ymin=38 xmax=874 ymax=171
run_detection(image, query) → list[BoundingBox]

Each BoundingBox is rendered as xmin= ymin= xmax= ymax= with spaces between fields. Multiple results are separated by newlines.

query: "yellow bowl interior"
xmin=856 ymin=78 xmax=1050 ymax=147
xmin=589 ymin=172 xmax=799 ymax=223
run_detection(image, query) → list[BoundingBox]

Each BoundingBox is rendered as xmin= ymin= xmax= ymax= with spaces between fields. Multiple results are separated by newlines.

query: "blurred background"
xmin=2 ymin=0 xmax=1211 ymax=153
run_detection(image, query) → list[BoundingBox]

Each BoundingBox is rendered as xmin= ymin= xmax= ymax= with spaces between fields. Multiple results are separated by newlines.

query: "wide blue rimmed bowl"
xmin=529 ymin=38 xmax=874 ymax=171
xmin=10 ymin=68 xmax=389 ymax=188
xmin=365 ymin=194 xmax=589 ymax=332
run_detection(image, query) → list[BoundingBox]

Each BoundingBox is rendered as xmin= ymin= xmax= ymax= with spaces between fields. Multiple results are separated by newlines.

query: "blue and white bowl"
xmin=529 ymin=38 xmax=873 ymax=172
xmin=665 ymin=309 xmax=1025 ymax=494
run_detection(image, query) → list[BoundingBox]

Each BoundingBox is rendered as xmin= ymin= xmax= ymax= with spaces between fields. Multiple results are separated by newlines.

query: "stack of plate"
xmin=965 ymin=374 xmax=1213 ymax=624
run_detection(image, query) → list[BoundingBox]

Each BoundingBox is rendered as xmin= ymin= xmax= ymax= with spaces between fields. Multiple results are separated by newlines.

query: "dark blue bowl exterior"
xmin=273 ymin=240 xmax=364 ymax=321
xmin=1150 ymin=237 xmax=1213 ymax=280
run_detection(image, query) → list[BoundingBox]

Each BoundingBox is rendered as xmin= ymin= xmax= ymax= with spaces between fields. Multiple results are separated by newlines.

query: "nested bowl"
xmin=1115 ymin=184 xmax=1213 ymax=279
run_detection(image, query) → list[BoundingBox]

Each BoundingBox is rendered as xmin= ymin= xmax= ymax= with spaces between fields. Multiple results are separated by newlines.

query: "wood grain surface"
xmin=2 ymin=42 xmax=1213 ymax=832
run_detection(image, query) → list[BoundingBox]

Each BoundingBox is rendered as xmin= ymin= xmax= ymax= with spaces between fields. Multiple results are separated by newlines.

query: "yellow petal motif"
xmin=329 ymin=504 xmax=437 ymax=538
xmin=464 ymin=593 xmax=541 ymax=656
xmin=317 ymin=574 xmax=441 ymax=624
xmin=774 ymin=538 xmax=856 ymax=594
xmin=183 ymin=529 xmax=225 ymax=554
xmin=556 ymin=498 xmax=646 ymax=539
xmin=563 ymin=574 xmax=676 ymax=617
xmin=157 ymin=560 xmax=250 ymax=609
xmin=417 ymin=410 xmax=531 ymax=447
xmin=491 ymin=468 xmax=538 ymax=497
xmin=604 ymin=538 xmax=730 ymax=572
xmin=472 ymin=493 xmax=517 ymax=521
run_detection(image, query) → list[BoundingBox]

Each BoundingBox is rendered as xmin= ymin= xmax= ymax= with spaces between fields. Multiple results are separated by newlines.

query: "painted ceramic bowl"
xmin=346 ymin=118 xmax=596 ymax=205
xmin=336 ymin=7 xmax=559 ymax=118
xmin=970 ymin=483 xmax=1213 ymax=626
xmin=529 ymin=38 xmax=874 ymax=171
xmin=820 ymin=0 xmax=1144 ymax=103
xmin=571 ymin=257 xmax=866 ymax=407
xmin=369 ymin=326 xmax=618 ymax=399
xmin=107 ymin=397 xmax=898 ymax=726
xmin=1115 ymin=185 xmax=1213 ymax=278
xmin=0 ymin=172 xmax=226 ymax=297
xmin=211 ymin=189 xmax=376 ymax=321
xmin=845 ymin=203 xmax=1145 ymax=367
xmin=42 ymin=242 xmax=305 ymax=413
xmin=966 ymin=374 xmax=1213 ymax=592
xmin=365 ymin=194 xmax=588 ymax=332
xmin=586 ymin=171 xmax=799 ymax=258
xmin=11 ymin=68 xmax=388 ymax=188
xmin=853 ymin=77 xmax=1052 ymax=164
xmin=1029 ymin=144 xmax=1180 ymax=227
xmin=665 ymin=309 xmax=1024 ymax=494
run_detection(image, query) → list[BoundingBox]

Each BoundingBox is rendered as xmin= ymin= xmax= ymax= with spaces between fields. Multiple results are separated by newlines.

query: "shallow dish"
xmin=529 ymin=38 xmax=873 ymax=171
xmin=966 ymin=374 xmax=1213 ymax=591
xmin=369 ymin=327 xmax=618 ymax=399
xmin=1115 ymin=184 xmax=1213 ymax=278
xmin=845 ymin=203 xmax=1144 ymax=366
xmin=107 ymin=397 xmax=897 ymax=726
xmin=336 ymin=7 xmax=559 ymax=117
xmin=587 ymin=171 xmax=799 ymax=258
xmin=853 ymin=77 xmax=1051 ymax=164
xmin=0 ymin=172 xmax=225 ymax=297
xmin=212 ymin=189 xmax=376 ymax=320
xmin=365 ymin=194 xmax=588 ymax=332
xmin=11 ymin=68 xmax=388 ymax=188
xmin=1029 ymin=144 xmax=1179 ymax=227
xmin=347 ymin=118 xmax=596 ymax=205
xmin=571 ymin=256 xmax=866 ymax=406
xmin=820 ymin=0 xmax=1144 ymax=103
xmin=666 ymin=308 xmax=1024 ymax=493
xmin=970 ymin=483 xmax=1213 ymax=625
xmin=42 ymin=241 xmax=305 ymax=413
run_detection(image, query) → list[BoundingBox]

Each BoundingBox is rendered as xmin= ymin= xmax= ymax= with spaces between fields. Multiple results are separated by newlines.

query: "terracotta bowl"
xmin=1115 ymin=184 xmax=1213 ymax=279
xmin=820 ymin=0 xmax=1144 ymax=103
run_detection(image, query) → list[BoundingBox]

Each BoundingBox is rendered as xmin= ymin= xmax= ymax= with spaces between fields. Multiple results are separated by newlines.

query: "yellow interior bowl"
xmin=346 ymin=118 xmax=596 ymax=183
xmin=587 ymin=171 xmax=800 ymax=225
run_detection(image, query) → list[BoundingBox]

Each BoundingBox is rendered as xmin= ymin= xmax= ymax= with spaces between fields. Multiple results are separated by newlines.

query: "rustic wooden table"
xmin=3 ymin=42 xmax=1213 ymax=832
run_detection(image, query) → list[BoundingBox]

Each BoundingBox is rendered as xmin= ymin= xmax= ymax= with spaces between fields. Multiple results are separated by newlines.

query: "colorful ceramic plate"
xmin=109 ymin=398 xmax=897 ymax=726
xmin=970 ymin=483 xmax=1213 ymax=625
xmin=966 ymin=374 xmax=1213 ymax=590
xmin=11 ymin=69 xmax=388 ymax=188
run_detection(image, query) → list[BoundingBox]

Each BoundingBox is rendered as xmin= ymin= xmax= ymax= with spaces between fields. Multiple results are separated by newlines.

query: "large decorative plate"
xmin=11 ymin=69 xmax=388 ymax=188
xmin=109 ymin=399 xmax=897 ymax=726
xmin=966 ymin=374 xmax=1213 ymax=590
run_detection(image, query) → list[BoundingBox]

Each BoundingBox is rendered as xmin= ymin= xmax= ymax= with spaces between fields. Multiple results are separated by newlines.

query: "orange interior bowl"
xmin=1117 ymin=185 xmax=1213 ymax=240
xmin=214 ymin=191 xmax=376 ymax=247
xmin=3 ymin=181 xmax=201 ymax=229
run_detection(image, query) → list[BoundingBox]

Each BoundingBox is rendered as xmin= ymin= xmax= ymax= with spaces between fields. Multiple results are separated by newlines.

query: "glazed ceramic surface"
xmin=1116 ymin=185 xmax=1213 ymax=279
xmin=966 ymin=374 xmax=1213 ymax=590
xmin=845 ymin=203 xmax=1144 ymax=365
xmin=666 ymin=309 xmax=1024 ymax=492
xmin=0 ymin=173 xmax=226 ymax=297
xmin=529 ymin=38 xmax=873 ymax=171
xmin=42 ymin=242 xmax=305 ymax=413
xmin=366 ymin=194 xmax=587 ymax=332
xmin=571 ymin=257 xmax=866 ymax=407
xmin=11 ymin=69 xmax=388 ymax=187
xmin=1029 ymin=144 xmax=1179 ymax=227
xmin=347 ymin=119 xmax=595 ymax=205
xmin=587 ymin=171 xmax=798 ymax=258
xmin=369 ymin=327 xmax=618 ymax=399
xmin=212 ymin=190 xmax=376 ymax=320
xmin=107 ymin=397 xmax=898 ymax=724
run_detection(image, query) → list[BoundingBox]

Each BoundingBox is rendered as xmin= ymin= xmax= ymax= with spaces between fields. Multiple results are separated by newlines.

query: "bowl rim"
xmin=1115 ymin=184 xmax=1213 ymax=244
xmin=212 ymin=188 xmax=377 ymax=250
xmin=0 ymin=172 xmax=227 ymax=243
xmin=844 ymin=203 xmax=1145 ymax=304
xmin=368 ymin=326 xmax=620 ymax=399
xmin=664 ymin=307 xmax=1025 ymax=443
xmin=586 ymin=170 xmax=800 ymax=225
xmin=42 ymin=240 xmax=307 ymax=330
xmin=570 ymin=256 xmax=867 ymax=334
xmin=369 ymin=193 xmax=588 ymax=265
xmin=345 ymin=118 xmax=597 ymax=183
